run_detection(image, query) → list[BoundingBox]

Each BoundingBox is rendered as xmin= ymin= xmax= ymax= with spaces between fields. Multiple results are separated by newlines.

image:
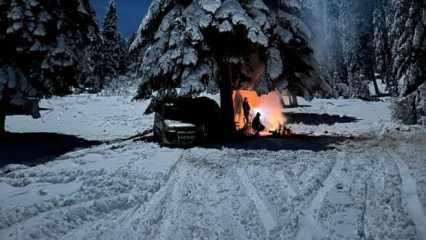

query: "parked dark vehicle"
xmin=152 ymin=97 xmax=222 ymax=146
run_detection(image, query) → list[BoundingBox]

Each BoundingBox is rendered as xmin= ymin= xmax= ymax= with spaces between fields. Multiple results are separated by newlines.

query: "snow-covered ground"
xmin=1 ymin=95 xmax=426 ymax=240
xmin=6 ymin=94 xmax=152 ymax=141
xmin=286 ymin=97 xmax=393 ymax=137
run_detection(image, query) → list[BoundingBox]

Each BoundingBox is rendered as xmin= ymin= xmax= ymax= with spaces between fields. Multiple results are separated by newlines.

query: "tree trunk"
xmin=220 ymin=62 xmax=236 ymax=138
xmin=372 ymin=79 xmax=381 ymax=96
xmin=0 ymin=105 xmax=5 ymax=137
xmin=290 ymin=95 xmax=298 ymax=107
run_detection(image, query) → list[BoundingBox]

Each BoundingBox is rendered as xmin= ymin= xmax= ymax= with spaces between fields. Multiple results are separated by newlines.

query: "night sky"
xmin=91 ymin=0 xmax=151 ymax=38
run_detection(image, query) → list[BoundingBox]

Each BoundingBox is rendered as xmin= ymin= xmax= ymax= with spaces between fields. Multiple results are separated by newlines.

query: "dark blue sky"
xmin=91 ymin=0 xmax=151 ymax=38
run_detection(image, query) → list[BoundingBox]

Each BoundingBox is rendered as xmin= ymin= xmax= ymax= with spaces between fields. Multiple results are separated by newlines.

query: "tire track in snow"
xmin=0 ymin=192 xmax=139 ymax=240
xmin=228 ymin=170 xmax=265 ymax=240
xmin=275 ymin=170 xmax=298 ymax=199
xmin=120 ymin=150 xmax=184 ymax=222
xmin=295 ymin=152 xmax=345 ymax=240
xmin=94 ymin=150 xmax=186 ymax=240
xmin=0 ymin=151 xmax=166 ymax=240
xmin=390 ymin=150 xmax=426 ymax=240
xmin=296 ymin=159 xmax=333 ymax=198
xmin=157 ymin=165 xmax=186 ymax=240
xmin=202 ymin=169 xmax=248 ymax=240
xmin=236 ymin=168 xmax=277 ymax=236
xmin=222 ymin=194 xmax=249 ymax=240
xmin=362 ymin=154 xmax=384 ymax=240
xmin=364 ymin=150 xmax=419 ymax=240
xmin=114 ymin=168 xmax=180 ymax=240
xmin=374 ymin=154 xmax=386 ymax=193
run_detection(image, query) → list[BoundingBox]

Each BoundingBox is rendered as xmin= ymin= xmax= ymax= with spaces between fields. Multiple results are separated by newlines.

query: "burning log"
xmin=270 ymin=125 xmax=293 ymax=137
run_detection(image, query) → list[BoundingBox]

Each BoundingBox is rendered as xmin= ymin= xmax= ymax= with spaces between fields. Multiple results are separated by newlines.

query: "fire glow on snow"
xmin=233 ymin=90 xmax=286 ymax=133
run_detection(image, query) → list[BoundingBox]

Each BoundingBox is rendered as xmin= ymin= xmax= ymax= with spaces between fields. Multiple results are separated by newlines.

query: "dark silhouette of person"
xmin=252 ymin=112 xmax=265 ymax=135
xmin=242 ymin=97 xmax=251 ymax=126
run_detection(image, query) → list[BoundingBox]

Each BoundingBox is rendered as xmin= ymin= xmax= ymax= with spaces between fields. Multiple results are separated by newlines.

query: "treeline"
xmin=0 ymin=0 xmax=128 ymax=134
xmin=302 ymin=0 xmax=425 ymax=124
xmin=0 ymin=0 xmax=424 ymax=134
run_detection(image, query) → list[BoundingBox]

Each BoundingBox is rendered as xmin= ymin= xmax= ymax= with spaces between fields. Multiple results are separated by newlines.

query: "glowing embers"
xmin=233 ymin=90 xmax=289 ymax=136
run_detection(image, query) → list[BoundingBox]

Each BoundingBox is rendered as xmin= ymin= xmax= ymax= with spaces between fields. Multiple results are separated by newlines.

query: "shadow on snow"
xmin=134 ymin=133 xmax=358 ymax=152
xmin=0 ymin=132 xmax=101 ymax=167
xmin=202 ymin=134 xmax=356 ymax=152
xmin=285 ymin=112 xmax=359 ymax=125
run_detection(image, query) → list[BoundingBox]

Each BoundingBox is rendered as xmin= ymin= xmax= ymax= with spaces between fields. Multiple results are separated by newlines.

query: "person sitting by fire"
xmin=252 ymin=112 xmax=265 ymax=135
xmin=242 ymin=97 xmax=251 ymax=127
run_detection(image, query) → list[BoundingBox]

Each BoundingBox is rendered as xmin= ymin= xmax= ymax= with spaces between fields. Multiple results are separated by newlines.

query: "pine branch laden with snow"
xmin=129 ymin=0 xmax=175 ymax=52
xmin=389 ymin=0 xmax=426 ymax=124
xmin=131 ymin=0 xmax=331 ymax=100
xmin=389 ymin=0 xmax=425 ymax=97
xmin=0 ymin=0 xmax=100 ymax=117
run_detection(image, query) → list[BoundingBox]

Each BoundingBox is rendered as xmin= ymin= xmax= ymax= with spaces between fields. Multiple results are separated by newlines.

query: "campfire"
xmin=233 ymin=90 xmax=291 ymax=136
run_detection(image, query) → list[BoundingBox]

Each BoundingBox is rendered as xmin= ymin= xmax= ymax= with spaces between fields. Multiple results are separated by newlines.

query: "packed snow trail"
xmin=236 ymin=167 xmax=277 ymax=235
xmin=394 ymin=156 xmax=426 ymax=240
xmin=384 ymin=140 xmax=426 ymax=240
xmin=295 ymin=152 xmax=345 ymax=240
xmin=2 ymin=134 xmax=425 ymax=240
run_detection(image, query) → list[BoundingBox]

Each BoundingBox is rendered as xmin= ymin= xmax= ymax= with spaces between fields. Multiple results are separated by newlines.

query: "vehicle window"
xmin=163 ymin=103 xmax=197 ymax=123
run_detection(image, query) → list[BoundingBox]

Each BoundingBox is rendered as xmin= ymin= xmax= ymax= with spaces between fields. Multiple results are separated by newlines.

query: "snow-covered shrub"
xmin=101 ymin=75 xmax=139 ymax=97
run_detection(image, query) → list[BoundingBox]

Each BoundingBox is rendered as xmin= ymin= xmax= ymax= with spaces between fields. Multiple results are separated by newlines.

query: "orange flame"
xmin=233 ymin=90 xmax=286 ymax=134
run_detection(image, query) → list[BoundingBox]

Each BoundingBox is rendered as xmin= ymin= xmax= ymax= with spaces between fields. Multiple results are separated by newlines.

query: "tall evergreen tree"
xmin=373 ymin=0 xmax=392 ymax=95
xmin=131 ymin=0 xmax=331 ymax=136
xmin=344 ymin=0 xmax=376 ymax=99
xmin=302 ymin=0 xmax=425 ymax=124
xmin=302 ymin=0 xmax=374 ymax=98
xmin=101 ymin=0 xmax=127 ymax=83
xmin=127 ymin=32 xmax=142 ymax=76
xmin=389 ymin=0 xmax=425 ymax=124
xmin=0 ymin=0 xmax=100 ymax=135
xmin=388 ymin=0 xmax=424 ymax=96
xmin=303 ymin=0 xmax=393 ymax=99
xmin=79 ymin=41 xmax=105 ymax=92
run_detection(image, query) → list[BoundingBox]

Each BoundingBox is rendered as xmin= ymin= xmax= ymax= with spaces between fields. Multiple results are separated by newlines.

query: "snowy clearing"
xmin=6 ymin=94 xmax=152 ymax=141
xmin=1 ymin=95 xmax=426 ymax=240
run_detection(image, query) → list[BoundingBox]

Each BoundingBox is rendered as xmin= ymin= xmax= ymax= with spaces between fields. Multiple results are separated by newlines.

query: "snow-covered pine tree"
xmin=333 ymin=0 xmax=376 ymax=99
xmin=127 ymin=32 xmax=142 ymax=76
xmin=302 ymin=0 xmax=424 ymax=124
xmin=101 ymin=0 xmax=128 ymax=85
xmin=301 ymin=0 xmax=348 ymax=97
xmin=131 ymin=0 xmax=331 ymax=136
xmin=0 ymin=0 xmax=100 ymax=134
xmin=373 ymin=0 xmax=392 ymax=96
xmin=303 ymin=0 xmax=407 ymax=100
xmin=389 ymin=0 xmax=425 ymax=124
xmin=79 ymin=41 xmax=105 ymax=92
xmin=389 ymin=0 xmax=425 ymax=96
